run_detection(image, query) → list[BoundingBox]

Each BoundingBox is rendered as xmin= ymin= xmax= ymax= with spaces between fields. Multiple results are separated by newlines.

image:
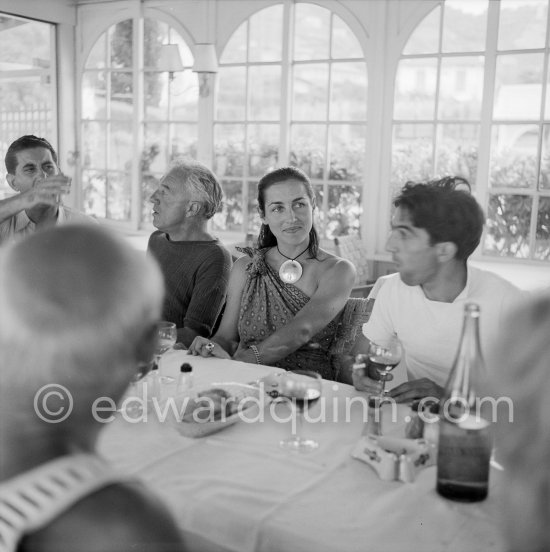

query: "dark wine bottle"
xmin=436 ymin=303 xmax=492 ymax=502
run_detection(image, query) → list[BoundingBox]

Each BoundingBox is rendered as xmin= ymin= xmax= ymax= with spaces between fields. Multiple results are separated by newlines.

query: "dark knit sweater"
xmin=147 ymin=231 xmax=232 ymax=342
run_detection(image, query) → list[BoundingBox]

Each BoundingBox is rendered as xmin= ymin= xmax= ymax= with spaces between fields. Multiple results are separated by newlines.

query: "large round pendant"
xmin=279 ymin=259 xmax=302 ymax=284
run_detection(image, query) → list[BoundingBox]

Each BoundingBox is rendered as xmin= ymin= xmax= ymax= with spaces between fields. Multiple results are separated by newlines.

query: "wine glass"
xmin=278 ymin=370 xmax=323 ymax=453
xmin=154 ymin=321 xmax=177 ymax=383
xmin=367 ymin=335 xmax=402 ymax=400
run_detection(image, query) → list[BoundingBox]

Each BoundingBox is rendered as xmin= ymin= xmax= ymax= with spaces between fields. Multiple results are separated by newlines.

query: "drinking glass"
xmin=120 ymin=362 xmax=150 ymax=416
xmin=279 ymin=370 xmax=323 ymax=453
xmin=155 ymin=320 xmax=177 ymax=383
xmin=368 ymin=336 xmax=402 ymax=400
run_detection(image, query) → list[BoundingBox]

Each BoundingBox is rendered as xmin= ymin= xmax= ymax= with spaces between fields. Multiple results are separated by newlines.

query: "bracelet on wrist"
xmin=249 ymin=344 xmax=261 ymax=365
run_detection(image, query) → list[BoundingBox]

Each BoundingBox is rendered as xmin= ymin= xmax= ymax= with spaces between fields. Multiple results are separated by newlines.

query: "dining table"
xmin=97 ymin=350 xmax=506 ymax=552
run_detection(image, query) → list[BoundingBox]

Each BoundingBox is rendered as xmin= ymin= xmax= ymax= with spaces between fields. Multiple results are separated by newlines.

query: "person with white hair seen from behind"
xmin=0 ymin=224 xmax=186 ymax=552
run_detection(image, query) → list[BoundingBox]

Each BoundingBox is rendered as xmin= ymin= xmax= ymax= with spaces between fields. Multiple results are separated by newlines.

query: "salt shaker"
xmin=176 ymin=362 xmax=194 ymax=394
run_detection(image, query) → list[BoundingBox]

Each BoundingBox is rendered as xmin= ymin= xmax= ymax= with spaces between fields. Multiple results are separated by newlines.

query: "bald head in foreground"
xmin=0 ymin=224 xmax=186 ymax=551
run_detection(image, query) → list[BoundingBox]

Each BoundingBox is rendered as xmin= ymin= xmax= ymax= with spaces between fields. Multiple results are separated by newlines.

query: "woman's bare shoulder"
xmin=315 ymin=248 xmax=356 ymax=277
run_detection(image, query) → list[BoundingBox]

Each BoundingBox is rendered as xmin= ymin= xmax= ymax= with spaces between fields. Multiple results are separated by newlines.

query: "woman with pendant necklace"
xmin=188 ymin=167 xmax=355 ymax=379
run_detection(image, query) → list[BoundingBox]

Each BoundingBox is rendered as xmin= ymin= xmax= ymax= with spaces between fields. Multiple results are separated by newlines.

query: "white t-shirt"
xmin=362 ymin=267 xmax=526 ymax=387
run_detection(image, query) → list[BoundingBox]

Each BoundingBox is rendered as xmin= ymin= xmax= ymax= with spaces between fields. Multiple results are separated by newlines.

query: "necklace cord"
xmin=276 ymin=244 xmax=309 ymax=261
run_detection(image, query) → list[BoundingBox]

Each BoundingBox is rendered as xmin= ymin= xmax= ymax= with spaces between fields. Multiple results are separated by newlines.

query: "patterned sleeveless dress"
xmin=237 ymin=247 xmax=343 ymax=379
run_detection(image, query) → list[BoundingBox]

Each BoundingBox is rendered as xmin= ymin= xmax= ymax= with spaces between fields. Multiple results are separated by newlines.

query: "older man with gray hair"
xmin=148 ymin=160 xmax=232 ymax=347
xmin=0 ymin=224 xmax=186 ymax=551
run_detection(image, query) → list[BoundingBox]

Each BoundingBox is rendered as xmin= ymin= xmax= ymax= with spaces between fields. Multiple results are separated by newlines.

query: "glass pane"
xmin=331 ymin=15 xmax=363 ymax=58
xmin=403 ymin=6 xmax=441 ymax=55
xmin=312 ymin=185 xmax=326 ymax=234
xmin=82 ymin=72 xmax=106 ymax=119
xmin=391 ymin=124 xmax=434 ymax=194
xmin=439 ymin=57 xmax=484 ymax=120
xmin=86 ymin=36 xmax=106 ymax=69
xmin=171 ymin=123 xmax=197 ymax=162
xmin=546 ymin=64 xmax=550 ymax=119
xmin=220 ymin=22 xmax=247 ymax=63
xmin=144 ymin=71 xmax=168 ymax=121
xmin=498 ymin=0 xmax=548 ymax=51
xmin=141 ymin=171 xmax=160 ymax=227
xmin=171 ymin=71 xmax=198 ymax=120
xmin=110 ymin=72 xmax=133 ymax=119
xmin=289 ymin=124 xmax=326 ymax=179
xmin=493 ymin=54 xmax=543 ymax=120
xmin=394 ymin=58 xmax=437 ymax=120
xmin=541 ymin=125 xmax=550 ymax=190
xmin=249 ymin=66 xmax=281 ymax=120
xmin=442 ymin=0 xmax=488 ymax=53
xmin=330 ymin=62 xmax=367 ymax=121
xmin=490 ymin=124 xmax=539 ymax=188
xmin=248 ymin=124 xmax=279 ymax=177
xmin=106 ymin=171 xmax=131 ymax=221
xmin=82 ymin=170 xmax=107 ymax=218
xmin=109 ymin=121 xmax=133 ymax=172
xmin=435 ymin=124 xmax=480 ymax=187
xmin=109 ymin=20 xmax=133 ymax=69
xmin=326 ymin=184 xmax=362 ymax=239
xmin=212 ymin=180 xmax=244 ymax=232
xmin=294 ymin=3 xmax=330 ymax=60
xmin=0 ymin=15 xmax=54 ymax=159
xmin=143 ymin=123 xmax=168 ymax=174
xmin=293 ymin=63 xmax=329 ymax=121
xmin=216 ymin=67 xmax=246 ymax=120
xmin=535 ymin=197 xmax=550 ymax=259
xmin=329 ymin=125 xmax=366 ymax=182
xmin=214 ymin=124 xmax=245 ymax=178
xmin=143 ymin=19 xmax=167 ymax=69
xmin=247 ymin=181 xmax=262 ymax=235
xmin=249 ymin=5 xmax=283 ymax=62
xmin=484 ymin=194 xmax=532 ymax=258
xmin=81 ymin=121 xmax=106 ymax=170
xmin=0 ymin=16 xmax=50 ymax=66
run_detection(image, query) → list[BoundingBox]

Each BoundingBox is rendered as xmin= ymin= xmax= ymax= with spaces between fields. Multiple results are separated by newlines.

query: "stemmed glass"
xmin=154 ymin=320 xmax=177 ymax=383
xmin=367 ymin=335 xmax=402 ymax=400
xmin=278 ymin=370 xmax=323 ymax=453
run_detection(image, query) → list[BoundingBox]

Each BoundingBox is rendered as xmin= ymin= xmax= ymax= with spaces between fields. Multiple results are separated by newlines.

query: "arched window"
xmin=81 ymin=18 xmax=197 ymax=228
xmin=392 ymin=0 xmax=550 ymax=261
xmin=212 ymin=2 xmax=367 ymax=240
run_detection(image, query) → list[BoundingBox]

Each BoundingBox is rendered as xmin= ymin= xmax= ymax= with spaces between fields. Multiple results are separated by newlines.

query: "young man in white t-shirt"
xmin=353 ymin=177 xmax=524 ymax=403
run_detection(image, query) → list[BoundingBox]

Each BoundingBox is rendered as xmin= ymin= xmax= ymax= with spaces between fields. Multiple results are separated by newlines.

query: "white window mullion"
xmin=475 ymin=0 xmax=500 ymax=259
xmin=132 ymin=16 xmax=144 ymax=231
xmin=279 ymin=0 xmax=292 ymax=166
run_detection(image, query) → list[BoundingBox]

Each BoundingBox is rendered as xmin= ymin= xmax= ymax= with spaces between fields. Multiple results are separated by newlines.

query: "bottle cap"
xmin=180 ymin=362 xmax=193 ymax=373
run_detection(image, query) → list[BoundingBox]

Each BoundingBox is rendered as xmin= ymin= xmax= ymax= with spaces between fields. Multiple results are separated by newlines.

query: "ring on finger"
xmin=204 ymin=342 xmax=215 ymax=354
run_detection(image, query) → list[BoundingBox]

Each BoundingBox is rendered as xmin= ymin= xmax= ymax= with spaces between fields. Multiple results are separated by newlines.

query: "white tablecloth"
xmin=97 ymin=351 xmax=505 ymax=552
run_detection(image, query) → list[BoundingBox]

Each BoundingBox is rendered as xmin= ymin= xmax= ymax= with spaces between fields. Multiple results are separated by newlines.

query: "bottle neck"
xmin=442 ymin=306 xmax=486 ymax=415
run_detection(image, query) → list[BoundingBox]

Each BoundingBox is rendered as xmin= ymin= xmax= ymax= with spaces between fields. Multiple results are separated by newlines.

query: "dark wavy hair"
xmin=394 ymin=176 xmax=484 ymax=262
xmin=256 ymin=166 xmax=319 ymax=258
xmin=5 ymin=135 xmax=58 ymax=175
